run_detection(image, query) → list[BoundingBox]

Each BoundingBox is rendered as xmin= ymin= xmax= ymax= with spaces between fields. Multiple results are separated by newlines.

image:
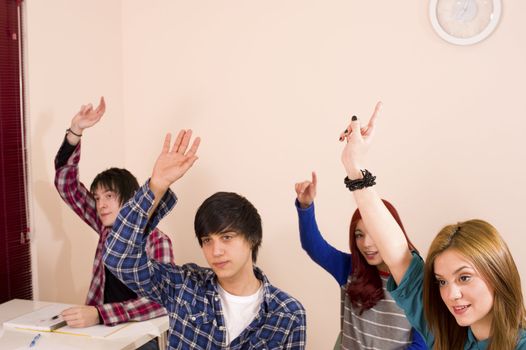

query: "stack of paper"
xmin=3 ymin=303 xmax=128 ymax=338
xmin=3 ymin=303 xmax=70 ymax=332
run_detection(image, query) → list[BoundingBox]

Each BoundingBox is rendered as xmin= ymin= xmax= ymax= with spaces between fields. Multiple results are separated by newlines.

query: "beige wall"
xmin=25 ymin=0 xmax=124 ymax=302
xmin=27 ymin=1 xmax=526 ymax=349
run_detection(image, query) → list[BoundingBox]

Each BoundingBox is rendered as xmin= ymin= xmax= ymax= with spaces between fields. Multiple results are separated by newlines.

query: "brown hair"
xmin=423 ymin=219 xmax=526 ymax=350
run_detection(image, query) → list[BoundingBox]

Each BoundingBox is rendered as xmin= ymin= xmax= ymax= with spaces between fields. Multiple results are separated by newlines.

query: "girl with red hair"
xmin=295 ymin=172 xmax=426 ymax=349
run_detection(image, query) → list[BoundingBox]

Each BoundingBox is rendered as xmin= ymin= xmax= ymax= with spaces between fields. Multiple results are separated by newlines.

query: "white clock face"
xmin=429 ymin=0 xmax=501 ymax=45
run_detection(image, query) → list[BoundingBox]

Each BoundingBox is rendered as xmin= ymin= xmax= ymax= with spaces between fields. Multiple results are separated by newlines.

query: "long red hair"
xmin=346 ymin=200 xmax=417 ymax=314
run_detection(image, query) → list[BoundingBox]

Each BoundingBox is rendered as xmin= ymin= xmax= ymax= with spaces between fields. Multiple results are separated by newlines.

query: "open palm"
xmin=151 ymin=130 xmax=201 ymax=191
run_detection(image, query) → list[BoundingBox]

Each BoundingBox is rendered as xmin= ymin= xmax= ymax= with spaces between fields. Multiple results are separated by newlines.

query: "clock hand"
xmin=456 ymin=0 xmax=478 ymax=22
xmin=455 ymin=0 xmax=470 ymax=21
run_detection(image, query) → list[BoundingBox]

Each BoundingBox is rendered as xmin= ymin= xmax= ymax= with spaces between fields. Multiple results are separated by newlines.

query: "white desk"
xmin=0 ymin=299 xmax=169 ymax=350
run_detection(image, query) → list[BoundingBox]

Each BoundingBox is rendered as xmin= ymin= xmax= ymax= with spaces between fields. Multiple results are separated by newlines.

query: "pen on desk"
xmin=29 ymin=333 xmax=41 ymax=348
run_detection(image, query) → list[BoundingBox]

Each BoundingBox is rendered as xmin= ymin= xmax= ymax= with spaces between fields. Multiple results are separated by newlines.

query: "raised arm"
xmin=94 ymin=229 xmax=174 ymax=326
xmin=339 ymin=102 xmax=412 ymax=284
xmin=54 ymin=97 xmax=107 ymax=233
xmin=103 ymin=130 xmax=200 ymax=304
xmin=295 ymin=172 xmax=351 ymax=285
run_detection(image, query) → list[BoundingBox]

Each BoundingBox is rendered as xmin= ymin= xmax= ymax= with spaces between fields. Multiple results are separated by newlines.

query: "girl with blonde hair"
xmin=422 ymin=220 xmax=526 ymax=349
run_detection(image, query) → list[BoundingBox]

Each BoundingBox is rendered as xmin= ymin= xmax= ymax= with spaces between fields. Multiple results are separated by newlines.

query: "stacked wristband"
xmin=344 ymin=169 xmax=376 ymax=191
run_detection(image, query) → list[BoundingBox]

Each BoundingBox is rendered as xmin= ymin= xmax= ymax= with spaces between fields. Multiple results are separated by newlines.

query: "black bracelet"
xmin=344 ymin=169 xmax=376 ymax=191
xmin=66 ymin=128 xmax=82 ymax=137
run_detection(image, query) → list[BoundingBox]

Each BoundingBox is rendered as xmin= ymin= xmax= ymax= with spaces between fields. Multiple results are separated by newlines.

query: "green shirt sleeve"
xmin=386 ymin=252 xmax=434 ymax=348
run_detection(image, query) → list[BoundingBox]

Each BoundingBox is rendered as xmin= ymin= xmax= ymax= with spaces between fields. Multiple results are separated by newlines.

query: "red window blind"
xmin=0 ymin=0 xmax=32 ymax=303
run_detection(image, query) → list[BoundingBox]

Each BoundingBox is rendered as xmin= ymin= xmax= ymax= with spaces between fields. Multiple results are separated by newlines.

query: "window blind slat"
xmin=0 ymin=0 xmax=32 ymax=303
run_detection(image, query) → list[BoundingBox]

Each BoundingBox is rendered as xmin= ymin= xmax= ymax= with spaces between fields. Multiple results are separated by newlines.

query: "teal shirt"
xmin=386 ymin=253 xmax=526 ymax=350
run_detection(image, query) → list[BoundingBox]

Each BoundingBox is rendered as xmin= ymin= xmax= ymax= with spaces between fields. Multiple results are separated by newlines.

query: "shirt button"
xmin=191 ymin=316 xmax=196 ymax=321
xmin=219 ymin=326 xmax=225 ymax=330
xmin=215 ymin=297 xmax=219 ymax=302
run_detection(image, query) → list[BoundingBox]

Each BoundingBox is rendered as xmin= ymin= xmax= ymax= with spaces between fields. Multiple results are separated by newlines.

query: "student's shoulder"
xmin=148 ymin=227 xmax=172 ymax=242
xmin=177 ymin=262 xmax=214 ymax=281
xmin=517 ymin=329 xmax=526 ymax=349
xmin=265 ymin=284 xmax=306 ymax=317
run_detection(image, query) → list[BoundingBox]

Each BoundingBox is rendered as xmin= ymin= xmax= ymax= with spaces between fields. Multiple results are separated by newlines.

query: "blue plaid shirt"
xmin=103 ymin=182 xmax=307 ymax=349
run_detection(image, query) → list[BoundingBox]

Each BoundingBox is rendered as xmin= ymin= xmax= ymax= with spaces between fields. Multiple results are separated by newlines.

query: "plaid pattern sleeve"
xmin=283 ymin=316 xmax=307 ymax=350
xmin=103 ymin=180 xmax=179 ymax=306
xmin=96 ymin=296 xmax=166 ymax=326
xmin=97 ymin=227 xmax=174 ymax=326
xmin=54 ymin=141 xmax=102 ymax=233
xmin=104 ymin=181 xmax=308 ymax=349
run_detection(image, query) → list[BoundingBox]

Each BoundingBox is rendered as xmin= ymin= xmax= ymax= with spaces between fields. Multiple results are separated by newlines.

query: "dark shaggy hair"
xmin=90 ymin=167 xmax=139 ymax=206
xmin=194 ymin=192 xmax=262 ymax=263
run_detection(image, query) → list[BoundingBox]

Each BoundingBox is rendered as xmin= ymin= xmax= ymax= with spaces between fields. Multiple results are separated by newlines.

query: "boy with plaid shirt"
xmin=55 ymin=97 xmax=172 ymax=350
xmin=104 ymin=129 xmax=306 ymax=349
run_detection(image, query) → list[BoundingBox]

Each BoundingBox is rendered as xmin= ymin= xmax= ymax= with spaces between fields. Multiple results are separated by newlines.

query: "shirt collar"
xmin=204 ymin=266 xmax=273 ymax=313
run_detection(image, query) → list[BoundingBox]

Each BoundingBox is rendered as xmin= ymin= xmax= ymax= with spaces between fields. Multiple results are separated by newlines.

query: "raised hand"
xmin=340 ymin=101 xmax=382 ymax=178
xmin=294 ymin=171 xmax=317 ymax=208
xmin=70 ymin=96 xmax=106 ymax=135
xmin=338 ymin=101 xmax=381 ymax=143
xmin=150 ymin=130 xmax=201 ymax=194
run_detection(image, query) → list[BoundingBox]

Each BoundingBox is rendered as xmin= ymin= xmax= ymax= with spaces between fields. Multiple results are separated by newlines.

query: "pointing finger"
xmin=363 ymin=102 xmax=382 ymax=137
xmin=368 ymin=101 xmax=382 ymax=128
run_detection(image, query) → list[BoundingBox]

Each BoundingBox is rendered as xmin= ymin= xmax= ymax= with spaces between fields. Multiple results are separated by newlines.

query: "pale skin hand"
xmin=61 ymin=305 xmax=100 ymax=328
xmin=294 ymin=171 xmax=317 ymax=209
xmin=67 ymin=96 xmax=106 ymax=146
xmin=339 ymin=101 xmax=382 ymax=179
xmin=295 ymin=103 xmax=380 ymax=209
xmin=149 ymin=130 xmax=201 ymax=214
xmin=60 ymin=98 xmax=106 ymax=327
xmin=338 ymin=101 xmax=412 ymax=284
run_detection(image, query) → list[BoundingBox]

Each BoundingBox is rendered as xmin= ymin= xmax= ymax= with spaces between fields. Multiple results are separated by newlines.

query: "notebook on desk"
xmin=3 ymin=303 xmax=128 ymax=338
xmin=3 ymin=303 xmax=70 ymax=332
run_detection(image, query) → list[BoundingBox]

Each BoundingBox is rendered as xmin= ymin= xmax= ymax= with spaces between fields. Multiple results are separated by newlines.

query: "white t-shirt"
xmin=217 ymin=283 xmax=264 ymax=344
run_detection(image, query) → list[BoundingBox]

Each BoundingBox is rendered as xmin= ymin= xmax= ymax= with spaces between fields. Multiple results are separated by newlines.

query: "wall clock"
xmin=429 ymin=0 xmax=502 ymax=45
